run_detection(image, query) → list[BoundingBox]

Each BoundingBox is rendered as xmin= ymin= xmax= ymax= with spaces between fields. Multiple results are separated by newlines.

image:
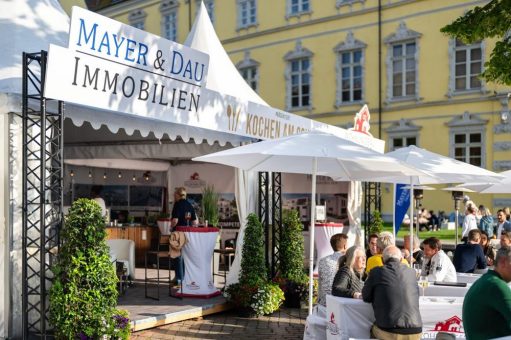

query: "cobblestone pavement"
xmin=131 ymin=307 xmax=307 ymax=339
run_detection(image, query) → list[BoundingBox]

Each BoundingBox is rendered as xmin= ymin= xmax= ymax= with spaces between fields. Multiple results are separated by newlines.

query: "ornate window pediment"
xmin=284 ymin=40 xmax=313 ymax=61
xmin=236 ymin=50 xmax=260 ymax=69
xmin=334 ymin=31 xmax=367 ymax=52
xmin=384 ymin=21 xmax=422 ymax=44
xmin=446 ymin=111 xmax=488 ymax=128
xmin=128 ymin=9 xmax=147 ymax=23
xmin=385 ymin=119 xmax=421 ymax=134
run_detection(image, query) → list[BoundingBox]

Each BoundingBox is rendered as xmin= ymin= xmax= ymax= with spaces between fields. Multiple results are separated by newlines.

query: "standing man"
xmin=317 ymin=233 xmax=348 ymax=306
xmin=170 ymin=187 xmax=198 ymax=285
xmin=362 ymin=246 xmax=422 ymax=339
xmin=463 ymin=246 xmax=511 ymax=339
xmin=453 ymin=229 xmax=487 ymax=273
xmin=496 ymin=209 xmax=511 ymax=239
xmin=421 ymin=237 xmax=457 ymax=282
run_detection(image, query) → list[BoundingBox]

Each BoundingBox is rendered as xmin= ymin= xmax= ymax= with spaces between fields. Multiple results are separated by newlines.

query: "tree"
xmin=441 ymin=0 xmax=511 ymax=85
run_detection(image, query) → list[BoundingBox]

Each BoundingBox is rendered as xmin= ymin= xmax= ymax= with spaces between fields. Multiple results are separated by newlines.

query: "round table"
xmin=313 ymin=223 xmax=344 ymax=275
xmin=175 ymin=226 xmax=221 ymax=298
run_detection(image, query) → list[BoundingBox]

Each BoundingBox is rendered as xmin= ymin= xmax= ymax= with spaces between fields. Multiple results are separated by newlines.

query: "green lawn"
xmin=381 ymin=223 xmax=461 ymax=243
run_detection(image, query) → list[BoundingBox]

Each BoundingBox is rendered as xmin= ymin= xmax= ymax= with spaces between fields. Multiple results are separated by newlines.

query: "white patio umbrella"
xmin=453 ymin=170 xmax=511 ymax=194
xmin=193 ymin=130 xmax=424 ymax=315
xmin=368 ymin=145 xmax=504 ymax=251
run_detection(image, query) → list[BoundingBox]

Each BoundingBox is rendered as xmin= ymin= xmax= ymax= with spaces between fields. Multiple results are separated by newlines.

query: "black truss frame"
xmin=22 ymin=51 xmax=64 ymax=339
xmin=258 ymin=172 xmax=282 ymax=278
xmin=363 ymin=182 xmax=381 ymax=243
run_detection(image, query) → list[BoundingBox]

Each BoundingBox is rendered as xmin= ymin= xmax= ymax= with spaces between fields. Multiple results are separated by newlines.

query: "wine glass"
xmin=413 ymin=263 xmax=421 ymax=280
xmin=418 ymin=276 xmax=429 ymax=297
xmin=185 ymin=212 xmax=191 ymax=226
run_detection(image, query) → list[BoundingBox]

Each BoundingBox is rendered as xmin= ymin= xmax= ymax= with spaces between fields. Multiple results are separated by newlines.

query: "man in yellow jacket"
xmin=366 ymin=231 xmax=408 ymax=274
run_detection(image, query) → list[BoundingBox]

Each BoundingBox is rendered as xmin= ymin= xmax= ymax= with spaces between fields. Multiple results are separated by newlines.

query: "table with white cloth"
xmin=326 ymin=295 xmax=465 ymax=340
xmin=422 ymin=282 xmax=471 ymax=297
xmin=313 ymin=223 xmax=345 ymax=275
xmin=456 ymin=273 xmax=481 ymax=284
xmin=175 ymin=226 xmax=221 ymax=298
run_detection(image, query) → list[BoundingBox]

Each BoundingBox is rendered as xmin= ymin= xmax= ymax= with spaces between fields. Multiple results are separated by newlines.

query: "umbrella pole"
xmin=455 ymin=209 xmax=459 ymax=246
xmin=409 ymin=180 xmax=414 ymax=265
xmin=308 ymin=158 xmax=317 ymax=316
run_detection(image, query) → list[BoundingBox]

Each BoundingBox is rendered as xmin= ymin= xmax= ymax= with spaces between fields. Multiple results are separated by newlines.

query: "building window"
xmin=384 ymin=22 xmax=421 ymax=102
xmin=385 ymin=119 xmax=421 ymax=151
xmin=161 ymin=1 xmax=179 ymax=41
xmin=447 ymin=111 xmax=488 ymax=168
xmin=391 ymin=41 xmax=416 ymax=97
xmin=334 ymin=31 xmax=366 ymax=106
xmin=284 ymin=41 xmax=313 ymax=110
xmin=128 ymin=9 xmax=147 ymax=30
xmin=287 ymin=0 xmax=310 ymax=17
xmin=454 ymin=40 xmax=483 ymax=91
xmin=238 ymin=0 xmax=257 ymax=28
xmin=197 ymin=0 xmax=215 ymax=24
xmin=236 ymin=51 xmax=260 ymax=92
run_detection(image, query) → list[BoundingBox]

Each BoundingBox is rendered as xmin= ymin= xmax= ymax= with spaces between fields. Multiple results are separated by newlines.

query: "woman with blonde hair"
xmin=331 ymin=246 xmax=366 ymax=299
xmin=479 ymin=206 xmax=494 ymax=238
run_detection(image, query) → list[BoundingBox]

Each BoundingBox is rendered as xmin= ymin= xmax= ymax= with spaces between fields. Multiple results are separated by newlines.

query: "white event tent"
xmin=0 ymin=1 xmax=384 ymax=338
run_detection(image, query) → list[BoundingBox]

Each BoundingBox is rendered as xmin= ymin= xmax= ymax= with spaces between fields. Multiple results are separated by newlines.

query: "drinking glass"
xmin=418 ymin=276 xmax=429 ymax=297
xmin=413 ymin=263 xmax=421 ymax=280
xmin=185 ymin=212 xmax=191 ymax=226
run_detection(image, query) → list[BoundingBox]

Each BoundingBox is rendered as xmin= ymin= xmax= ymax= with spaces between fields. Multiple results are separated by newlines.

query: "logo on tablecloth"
xmin=186 ymin=281 xmax=200 ymax=290
xmin=423 ymin=315 xmax=464 ymax=338
xmin=326 ymin=312 xmax=339 ymax=335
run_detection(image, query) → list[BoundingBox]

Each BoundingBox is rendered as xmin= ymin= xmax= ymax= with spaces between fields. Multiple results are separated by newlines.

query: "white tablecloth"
xmin=422 ymin=283 xmax=470 ymax=297
xmin=326 ymin=295 xmax=465 ymax=340
xmin=313 ymin=223 xmax=344 ymax=275
xmin=175 ymin=226 xmax=221 ymax=298
xmin=456 ymin=273 xmax=481 ymax=284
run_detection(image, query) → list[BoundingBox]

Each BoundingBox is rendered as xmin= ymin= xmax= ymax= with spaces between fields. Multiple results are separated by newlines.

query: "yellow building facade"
xmin=68 ymin=0 xmax=510 ymax=220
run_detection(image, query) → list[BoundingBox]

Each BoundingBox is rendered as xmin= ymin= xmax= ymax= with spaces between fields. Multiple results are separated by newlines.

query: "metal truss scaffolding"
xmin=363 ymin=182 xmax=381 ymax=243
xmin=258 ymin=172 xmax=282 ymax=278
xmin=22 ymin=51 xmax=64 ymax=339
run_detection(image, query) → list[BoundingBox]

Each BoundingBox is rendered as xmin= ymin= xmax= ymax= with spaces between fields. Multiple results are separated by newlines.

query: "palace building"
xmin=65 ymin=0 xmax=511 ymax=220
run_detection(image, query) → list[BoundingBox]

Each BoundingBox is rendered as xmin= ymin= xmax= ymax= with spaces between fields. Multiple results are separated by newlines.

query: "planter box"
xmin=157 ymin=218 xmax=172 ymax=235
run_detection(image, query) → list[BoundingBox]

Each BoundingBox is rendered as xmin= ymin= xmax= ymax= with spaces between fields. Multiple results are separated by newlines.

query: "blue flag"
xmin=394 ymin=183 xmax=411 ymax=234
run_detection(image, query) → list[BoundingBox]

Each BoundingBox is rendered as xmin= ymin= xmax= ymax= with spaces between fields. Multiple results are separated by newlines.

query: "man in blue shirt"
xmin=453 ymin=229 xmax=486 ymax=273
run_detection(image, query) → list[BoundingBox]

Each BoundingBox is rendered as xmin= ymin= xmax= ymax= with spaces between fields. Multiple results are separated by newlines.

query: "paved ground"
xmin=131 ymin=307 xmax=307 ymax=339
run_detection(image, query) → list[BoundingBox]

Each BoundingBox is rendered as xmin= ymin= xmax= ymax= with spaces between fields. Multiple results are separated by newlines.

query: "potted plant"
xmin=224 ymin=213 xmax=284 ymax=316
xmin=370 ymin=210 xmax=384 ymax=235
xmin=276 ymin=209 xmax=308 ymax=308
xmin=49 ymin=198 xmax=130 ymax=339
xmin=201 ymin=185 xmax=219 ymax=227
xmin=127 ymin=215 xmax=135 ymax=226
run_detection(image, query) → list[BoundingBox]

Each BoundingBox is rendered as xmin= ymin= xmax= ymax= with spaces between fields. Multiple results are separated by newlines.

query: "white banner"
xmin=44 ymin=7 xmax=385 ymax=152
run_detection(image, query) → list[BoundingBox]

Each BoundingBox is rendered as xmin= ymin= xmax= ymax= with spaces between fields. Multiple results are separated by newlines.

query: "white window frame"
xmin=286 ymin=0 xmax=311 ymax=19
xmin=284 ymin=40 xmax=313 ymax=111
xmin=128 ymin=9 xmax=147 ymax=30
xmin=385 ymin=119 xmax=421 ymax=151
xmin=160 ymin=0 xmax=179 ymax=42
xmin=237 ymin=0 xmax=257 ymax=29
xmin=384 ymin=22 xmax=421 ymax=103
xmin=334 ymin=31 xmax=366 ymax=106
xmin=447 ymin=39 xmax=486 ymax=97
xmin=236 ymin=51 xmax=260 ymax=92
xmin=447 ymin=111 xmax=488 ymax=168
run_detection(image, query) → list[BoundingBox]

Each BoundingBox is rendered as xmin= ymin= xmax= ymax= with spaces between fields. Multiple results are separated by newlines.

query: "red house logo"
xmin=326 ymin=312 xmax=339 ymax=335
xmin=433 ymin=315 xmax=463 ymax=333
xmin=349 ymin=104 xmax=373 ymax=137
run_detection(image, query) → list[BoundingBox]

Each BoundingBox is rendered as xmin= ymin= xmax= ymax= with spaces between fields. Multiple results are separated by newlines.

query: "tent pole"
xmin=308 ymin=158 xmax=317 ymax=315
xmin=409 ymin=179 xmax=414 ymax=265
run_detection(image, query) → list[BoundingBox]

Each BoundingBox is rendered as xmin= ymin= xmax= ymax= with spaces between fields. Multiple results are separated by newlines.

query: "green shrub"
xmin=279 ymin=210 xmax=307 ymax=284
xmin=225 ymin=213 xmax=284 ymax=316
xmin=239 ymin=213 xmax=267 ymax=286
xmin=49 ymin=198 xmax=130 ymax=339
xmin=201 ymin=185 xmax=219 ymax=226
xmin=369 ymin=210 xmax=384 ymax=235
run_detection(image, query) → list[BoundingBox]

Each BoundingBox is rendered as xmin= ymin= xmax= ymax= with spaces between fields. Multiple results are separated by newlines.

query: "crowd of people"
xmin=316 ymin=205 xmax=511 ymax=340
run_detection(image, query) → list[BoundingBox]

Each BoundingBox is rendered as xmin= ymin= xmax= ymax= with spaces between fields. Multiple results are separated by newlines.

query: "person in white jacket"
xmin=421 ymin=237 xmax=457 ymax=282
xmin=461 ymin=204 xmax=478 ymax=240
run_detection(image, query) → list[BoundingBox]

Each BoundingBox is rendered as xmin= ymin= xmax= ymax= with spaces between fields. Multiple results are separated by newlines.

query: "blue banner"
xmin=394 ymin=183 xmax=411 ymax=234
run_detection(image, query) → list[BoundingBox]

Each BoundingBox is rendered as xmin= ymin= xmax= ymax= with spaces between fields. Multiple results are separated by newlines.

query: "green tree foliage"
xmin=49 ymin=198 xmax=129 ymax=339
xmin=239 ymin=213 xmax=267 ymax=286
xmin=441 ymin=0 xmax=511 ymax=85
xmin=370 ymin=210 xmax=384 ymax=235
xmin=279 ymin=210 xmax=307 ymax=284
